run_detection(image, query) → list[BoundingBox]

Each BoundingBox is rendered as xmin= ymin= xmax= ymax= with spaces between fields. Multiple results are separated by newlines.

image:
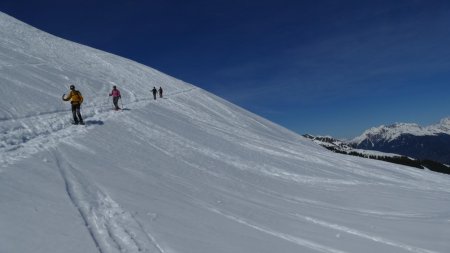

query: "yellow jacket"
xmin=63 ymin=90 xmax=83 ymax=104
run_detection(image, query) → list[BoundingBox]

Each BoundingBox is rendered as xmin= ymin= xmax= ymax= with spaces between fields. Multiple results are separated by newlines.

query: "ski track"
xmin=177 ymin=182 xmax=440 ymax=253
xmin=153 ymin=175 xmax=348 ymax=253
xmin=53 ymin=150 xmax=163 ymax=253
xmin=155 ymin=157 xmax=446 ymax=253
xmin=294 ymin=214 xmax=438 ymax=253
xmin=123 ymin=112 xmax=364 ymax=188
xmin=0 ymin=88 xmax=196 ymax=167
xmin=215 ymin=211 xmax=345 ymax=253
xmin=202 ymin=204 xmax=347 ymax=253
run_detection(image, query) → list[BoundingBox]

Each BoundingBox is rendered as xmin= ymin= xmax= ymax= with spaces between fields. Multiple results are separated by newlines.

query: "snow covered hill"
xmin=303 ymin=134 xmax=403 ymax=158
xmin=1 ymin=12 xmax=450 ymax=253
xmin=302 ymin=134 xmax=450 ymax=175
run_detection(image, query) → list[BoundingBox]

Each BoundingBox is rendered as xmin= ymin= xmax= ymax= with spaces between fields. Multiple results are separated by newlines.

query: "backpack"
xmin=71 ymin=90 xmax=83 ymax=104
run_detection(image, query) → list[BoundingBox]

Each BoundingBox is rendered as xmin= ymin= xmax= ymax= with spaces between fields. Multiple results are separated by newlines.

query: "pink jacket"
xmin=110 ymin=89 xmax=121 ymax=97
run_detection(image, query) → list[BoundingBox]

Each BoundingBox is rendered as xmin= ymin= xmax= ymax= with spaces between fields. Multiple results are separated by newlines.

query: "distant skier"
xmin=158 ymin=87 xmax=163 ymax=98
xmin=152 ymin=87 xmax=157 ymax=100
xmin=62 ymin=84 xmax=84 ymax=125
xmin=109 ymin=85 xmax=122 ymax=110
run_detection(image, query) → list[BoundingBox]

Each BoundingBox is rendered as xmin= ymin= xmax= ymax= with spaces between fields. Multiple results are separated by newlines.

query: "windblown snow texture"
xmin=1 ymin=11 xmax=450 ymax=253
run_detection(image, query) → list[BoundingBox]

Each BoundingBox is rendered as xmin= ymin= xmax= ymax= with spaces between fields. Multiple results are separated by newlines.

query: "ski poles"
xmin=107 ymin=96 xmax=113 ymax=110
xmin=120 ymin=97 xmax=124 ymax=110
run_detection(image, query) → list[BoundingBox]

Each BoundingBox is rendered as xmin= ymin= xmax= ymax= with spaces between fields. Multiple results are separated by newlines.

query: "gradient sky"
xmin=1 ymin=0 xmax=450 ymax=138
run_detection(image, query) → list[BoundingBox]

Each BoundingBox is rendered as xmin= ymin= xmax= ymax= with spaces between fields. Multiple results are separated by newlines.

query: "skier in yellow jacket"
xmin=62 ymin=84 xmax=84 ymax=125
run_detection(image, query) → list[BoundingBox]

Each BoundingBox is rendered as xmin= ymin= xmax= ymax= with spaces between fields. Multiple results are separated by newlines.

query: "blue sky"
xmin=1 ymin=0 xmax=450 ymax=138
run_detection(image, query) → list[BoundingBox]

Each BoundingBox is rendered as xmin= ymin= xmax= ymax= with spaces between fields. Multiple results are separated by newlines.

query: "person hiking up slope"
xmin=152 ymin=87 xmax=157 ymax=100
xmin=158 ymin=87 xmax=163 ymax=98
xmin=62 ymin=84 xmax=84 ymax=125
xmin=109 ymin=85 xmax=122 ymax=110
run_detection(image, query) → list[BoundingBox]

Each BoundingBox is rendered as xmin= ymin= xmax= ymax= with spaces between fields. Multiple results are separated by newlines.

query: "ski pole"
xmin=107 ymin=96 xmax=112 ymax=110
xmin=120 ymin=97 xmax=124 ymax=110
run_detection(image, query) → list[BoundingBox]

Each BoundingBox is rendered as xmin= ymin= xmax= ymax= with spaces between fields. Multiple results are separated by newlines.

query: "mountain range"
xmin=351 ymin=118 xmax=450 ymax=164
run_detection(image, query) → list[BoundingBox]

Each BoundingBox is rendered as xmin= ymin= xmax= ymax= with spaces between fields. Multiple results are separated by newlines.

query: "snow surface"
xmin=352 ymin=119 xmax=450 ymax=145
xmin=1 ymin=12 xmax=450 ymax=253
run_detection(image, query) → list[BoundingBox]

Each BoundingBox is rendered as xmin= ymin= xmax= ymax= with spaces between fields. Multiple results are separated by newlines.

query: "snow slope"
xmin=1 ymin=12 xmax=450 ymax=253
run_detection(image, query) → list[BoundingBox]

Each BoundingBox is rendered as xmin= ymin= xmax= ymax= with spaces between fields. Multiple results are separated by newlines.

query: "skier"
xmin=158 ymin=87 xmax=163 ymax=98
xmin=152 ymin=87 xmax=157 ymax=100
xmin=109 ymin=85 xmax=122 ymax=110
xmin=62 ymin=84 xmax=84 ymax=125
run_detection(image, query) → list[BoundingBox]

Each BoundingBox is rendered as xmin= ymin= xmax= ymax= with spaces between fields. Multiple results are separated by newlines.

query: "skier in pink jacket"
xmin=109 ymin=85 xmax=122 ymax=110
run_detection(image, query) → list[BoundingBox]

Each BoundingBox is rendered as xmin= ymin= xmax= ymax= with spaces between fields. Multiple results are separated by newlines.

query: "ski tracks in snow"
xmin=295 ymin=214 xmax=439 ymax=253
xmin=207 ymin=203 xmax=438 ymax=253
xmin=208 ymin=207 xmax=347 ymax=253
xmin=0 ymin=88 xmax=196 ymax=167
xmin=53 ymin=151 xmax=163 ymax=253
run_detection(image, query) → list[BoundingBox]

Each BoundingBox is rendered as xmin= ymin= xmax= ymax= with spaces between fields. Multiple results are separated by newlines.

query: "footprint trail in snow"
xmin=53 ymin=150 xmax=163 ymax=253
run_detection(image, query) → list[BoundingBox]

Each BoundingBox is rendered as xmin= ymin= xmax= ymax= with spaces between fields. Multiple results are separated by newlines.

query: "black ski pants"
xmin=112 ymin=97 xmax=120 ymax=110
xmin=71 ymin=103 xmax=83 ymax=123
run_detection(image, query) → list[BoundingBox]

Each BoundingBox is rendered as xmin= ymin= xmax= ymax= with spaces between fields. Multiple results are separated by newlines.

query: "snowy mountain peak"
xmin=352 ymin=118 xmax=450 ymax=145
xmin=435 ymin=117 xmax=450 ymax=131
xmin=350 ymin=117 xmax=450 ymax=165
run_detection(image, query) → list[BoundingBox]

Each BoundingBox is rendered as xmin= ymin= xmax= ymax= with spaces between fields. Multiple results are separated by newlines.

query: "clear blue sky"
xmin=1 ymin=0 xmax=450 ymax=138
